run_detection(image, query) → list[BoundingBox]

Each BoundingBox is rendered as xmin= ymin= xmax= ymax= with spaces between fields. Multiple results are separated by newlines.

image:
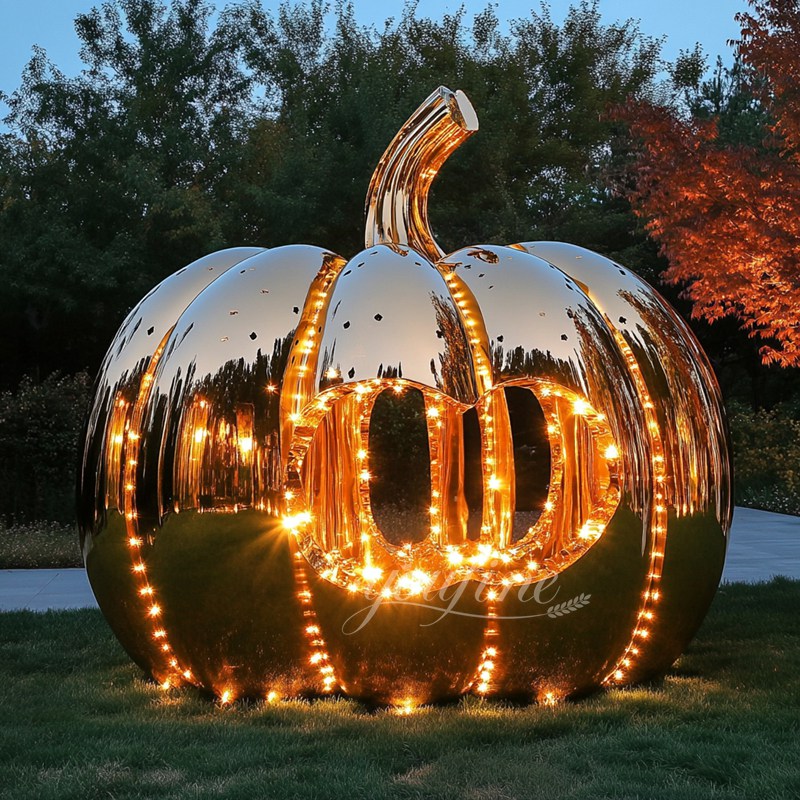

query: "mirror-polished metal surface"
xmin=80 ymin=86 xmax=731 ymax=706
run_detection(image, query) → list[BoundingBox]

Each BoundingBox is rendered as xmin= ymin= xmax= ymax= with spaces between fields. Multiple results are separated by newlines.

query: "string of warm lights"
xmin=292 ymin=548 xmax=339 ymax=695
xmin=602 ymin=335 xmax=668 ymax=687
xmin=472 ymin=592 xmax=500 ymax=697
xmin=284 ymin=373 xmax=622 ymax=597
xmin=119 ymin=332 xmax=196 ymax=693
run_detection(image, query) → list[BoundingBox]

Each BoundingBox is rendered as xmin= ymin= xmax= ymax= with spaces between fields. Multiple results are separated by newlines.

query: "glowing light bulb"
xmin=604 ymin=444 xmax=619 ymax=460
xmin=361 ymin=565 xmax=383 ymax=583
xmin=488 ymin=475 xmax=501 ymax=490
xmin=572 ymin=398 xmax=590 ymax=415
xmin=396 ymin=699 xmax=416 ymax=715
xmin=426 ymin=407 xmax=440 ymax=418
xmin=282 ymin=512 xmax=311 ymax=529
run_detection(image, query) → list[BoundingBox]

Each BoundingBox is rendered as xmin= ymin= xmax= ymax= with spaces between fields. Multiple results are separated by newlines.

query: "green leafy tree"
xmin=0 ymin=0 xmax=259 ymax=385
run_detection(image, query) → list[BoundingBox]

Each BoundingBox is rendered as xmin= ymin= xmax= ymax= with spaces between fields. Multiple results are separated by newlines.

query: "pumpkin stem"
xmin=364 ymin=87 xmax=478 ymax=262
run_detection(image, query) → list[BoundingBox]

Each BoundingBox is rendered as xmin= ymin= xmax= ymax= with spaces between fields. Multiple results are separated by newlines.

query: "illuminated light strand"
xmin=286 ymin=374 xmax=623 ymax=595
xmin=353 ymin=387 xmax=381 ymax=568
xmin=602 ymin=336 xmax=668 ymax=688
xmin=283 ymin=263 xmax=342 ymax=439
xmin=424 ymin=394 xmax=449 ymax=548
xmin=119 ymin=334 xmax=195 ymax=694
xmin=472 ymin=593 xmax=501 ymax=697
xmin=292 ymin=548 xmax=339 ymax=694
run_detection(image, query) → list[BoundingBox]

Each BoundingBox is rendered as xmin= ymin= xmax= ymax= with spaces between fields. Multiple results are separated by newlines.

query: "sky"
xmin=0 ymin=0 xmax=748 ymax=107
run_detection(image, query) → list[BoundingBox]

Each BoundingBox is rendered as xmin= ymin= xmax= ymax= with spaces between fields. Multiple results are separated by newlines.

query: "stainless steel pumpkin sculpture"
xmin=78 ymin=87 xmax=732 ymax=707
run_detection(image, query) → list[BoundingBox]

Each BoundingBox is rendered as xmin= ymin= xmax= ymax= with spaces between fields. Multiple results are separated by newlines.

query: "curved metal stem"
xmin=364 ymin=86 xmax=478 ymax=262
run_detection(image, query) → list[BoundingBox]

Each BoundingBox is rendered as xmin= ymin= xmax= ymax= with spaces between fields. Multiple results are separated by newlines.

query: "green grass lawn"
xmin=1 ymin=580 xmax=799 ymax=799
xmin=0 ymin=521 xmax=81 ymax=569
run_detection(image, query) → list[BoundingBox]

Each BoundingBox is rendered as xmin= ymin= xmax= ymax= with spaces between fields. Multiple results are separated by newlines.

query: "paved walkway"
xmin=1 ymin=506 xmax=797 ymax=612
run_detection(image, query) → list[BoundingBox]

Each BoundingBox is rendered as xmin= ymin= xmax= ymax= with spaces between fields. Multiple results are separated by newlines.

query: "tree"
xmin=619 ymin=0 xmax=800 ymax=368
xmin=0 ymin=0 xmax=259 ymax=385
xmin=0 ymin=0 xmax=667 ymax=386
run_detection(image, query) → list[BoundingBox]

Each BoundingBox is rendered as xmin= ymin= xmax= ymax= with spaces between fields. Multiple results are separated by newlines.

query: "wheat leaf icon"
xmin=547 ymin=593 xmax=592 ymax=619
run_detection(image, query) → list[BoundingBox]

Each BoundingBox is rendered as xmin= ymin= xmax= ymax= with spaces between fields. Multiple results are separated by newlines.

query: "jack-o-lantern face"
xmin=78 ymin=87 xmax=731 ymax=706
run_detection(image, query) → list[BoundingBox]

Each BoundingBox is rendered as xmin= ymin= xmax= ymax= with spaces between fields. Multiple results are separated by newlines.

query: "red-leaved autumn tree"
xmin=622 ymin=0 xmax=800 ymax=367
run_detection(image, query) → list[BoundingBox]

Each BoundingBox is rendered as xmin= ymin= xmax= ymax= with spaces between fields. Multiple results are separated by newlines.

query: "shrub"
xmin=0 ymin=372 xmax=92 ymax=523
xmin=728 ymin=400 xmax=800 ymax=515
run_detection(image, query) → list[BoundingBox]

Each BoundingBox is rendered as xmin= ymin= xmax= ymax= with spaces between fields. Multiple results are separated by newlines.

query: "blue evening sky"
xmin=0 ymin=0 xmax=747 ymax=109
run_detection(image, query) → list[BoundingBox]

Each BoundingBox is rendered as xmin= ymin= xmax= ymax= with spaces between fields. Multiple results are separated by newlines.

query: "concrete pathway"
xmin=0 ymin=567 xmax=95 ymax=612
xmin=721 ymin=506 xmax=799 ymax=583
xmin=0 ymin=506 xmax=797 ymax=612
